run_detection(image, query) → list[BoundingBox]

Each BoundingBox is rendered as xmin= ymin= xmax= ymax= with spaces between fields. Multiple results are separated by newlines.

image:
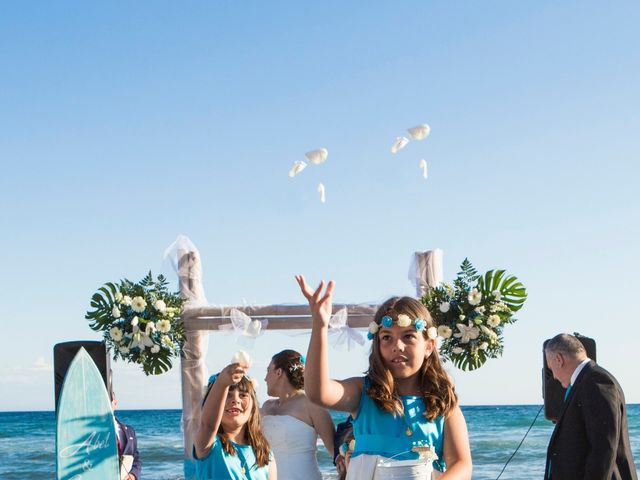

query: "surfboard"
xmin=56 ymin=347 xmax=119 ymax=480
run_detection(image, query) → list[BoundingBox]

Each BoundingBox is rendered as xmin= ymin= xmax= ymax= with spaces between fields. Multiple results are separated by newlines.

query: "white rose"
xmin=131 ymin=296 xmax=147 ymax=313
xmin=368 ymin=321 xmax=379 ymax=334
xmin=479 ymin=342 xmax=489 ymax=350
xmin=122 ymin=295 xmax=132 ymax=306
xmin=487 ymin=315 xmax=501 ymax=328
xmin=231 ymin=350 xmax=252 ymax=367
xmin=150 ymin=345 xmax=160 ymax=354
xmin=439 ymin=302 xmax=450 ymax=313
xmin=109 ymin=327 xmax=123 ymax=342
xmin=426 ymin=327 xmax=438 ymax=340
xmin=157 ymin=319 xmax=171 ymax=333
xmin=154 ymin=300 xmax=167 ymax=313
xmin=111 ymin=306 xmax=121 ymax=319
xmin=452 ymin=347 xmax=465 ymax=354
xmin=474 ymin=306 xmax=485 ymax=314
xmin=468 ymin=288 xmax=482 ymax=306
xmin=397 ymin=314 xmax=412 ymax=327
xmin=131 ymin=316 xmax=139 ymax=326
xmin=437 ymin=325 xmax=453 ymax=339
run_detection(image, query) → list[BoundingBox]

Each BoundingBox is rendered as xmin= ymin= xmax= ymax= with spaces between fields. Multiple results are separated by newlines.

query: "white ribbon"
xmin=328 ymin=308 xmax=365 ymax=351
xmin=218 ymin=308 xmax=269 ymax=349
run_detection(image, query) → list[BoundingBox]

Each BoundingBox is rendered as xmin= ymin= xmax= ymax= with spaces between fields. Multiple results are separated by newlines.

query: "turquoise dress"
xmin=351 ymin=378 xmax=446 ymax=472
xmin=194 ymin=435 xmax=270 ymax=480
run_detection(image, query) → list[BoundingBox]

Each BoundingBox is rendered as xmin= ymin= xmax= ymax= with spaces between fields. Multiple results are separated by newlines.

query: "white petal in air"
xmin=419 ymin=159 xmax=428 ymax=179
xmin=390 ymin=137 xmax=409 ymax=154
xmin=305 ymin=148 xmax=328 ymax=165
xmin=288 ymin=160 xmax=307 ymax=178
xmin=231 ymin=350 xmax=252 ymax=367
xmin=317 ymin=183 xmax=326 ymax=203
xmin=407 ymin=124 xmax=431 ymax=141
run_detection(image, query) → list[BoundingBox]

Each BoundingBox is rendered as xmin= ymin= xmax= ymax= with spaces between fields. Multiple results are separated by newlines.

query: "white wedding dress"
xmin=262 ymin=415 xmax=323 ymax=480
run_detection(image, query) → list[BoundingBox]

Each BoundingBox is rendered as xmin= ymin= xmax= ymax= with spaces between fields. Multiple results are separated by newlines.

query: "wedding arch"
xmin=171 ymin=237 xmax=443 ymax=478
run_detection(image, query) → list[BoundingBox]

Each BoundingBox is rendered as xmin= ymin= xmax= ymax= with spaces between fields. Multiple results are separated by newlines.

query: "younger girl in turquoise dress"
xmin=195 ymin=362 xmax=276 ymax=480
xmin=296 ymin=275 xmax=472 ymax=479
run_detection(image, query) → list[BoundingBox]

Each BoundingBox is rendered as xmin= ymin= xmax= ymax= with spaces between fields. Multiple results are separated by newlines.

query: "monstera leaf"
xmin=477 ymin=269 xmax=527 ymax=313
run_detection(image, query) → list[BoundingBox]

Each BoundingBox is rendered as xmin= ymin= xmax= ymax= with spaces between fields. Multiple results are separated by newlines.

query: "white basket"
xmin=373 ymin=457 xmax=434 ymax=480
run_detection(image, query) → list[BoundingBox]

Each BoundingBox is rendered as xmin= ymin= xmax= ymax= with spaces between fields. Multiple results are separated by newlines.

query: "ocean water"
xmin=1 ymin=405 xmax=639 ymax=479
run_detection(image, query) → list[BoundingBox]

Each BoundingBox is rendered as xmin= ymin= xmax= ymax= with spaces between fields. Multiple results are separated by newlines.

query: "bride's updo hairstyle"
xmin=367 ymin=296 xmax=457 ymax=421
xmin=272 ymin=349 xmax=305 ymax=390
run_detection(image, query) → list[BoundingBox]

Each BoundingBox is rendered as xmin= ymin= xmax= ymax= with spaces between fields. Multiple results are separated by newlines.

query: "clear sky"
xmin=1 ymin=1 xmax=639 ymax=411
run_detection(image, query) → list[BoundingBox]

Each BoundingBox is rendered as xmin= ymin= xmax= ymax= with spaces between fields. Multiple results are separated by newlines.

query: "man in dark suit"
xmin=544 ymin=333 xmax=637 ymax=480
xmin=112 ymin=392 xmax=142 ymax=480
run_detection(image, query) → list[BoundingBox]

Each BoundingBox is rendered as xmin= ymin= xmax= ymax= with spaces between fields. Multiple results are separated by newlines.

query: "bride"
xmin=262 ymin=350 xmax=335 ymax=480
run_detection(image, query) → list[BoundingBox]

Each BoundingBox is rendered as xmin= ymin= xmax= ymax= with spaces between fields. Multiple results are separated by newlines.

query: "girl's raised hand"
xmin=217 ymin=362 xmax=247 ymax=387
xmin=295 ymin=274 xmax=334 ymax=328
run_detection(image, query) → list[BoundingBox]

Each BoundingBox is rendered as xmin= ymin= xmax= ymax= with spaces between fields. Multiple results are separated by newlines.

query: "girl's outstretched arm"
xmin=296 ymin=275 xmax=362 ymax=414
xmin=194 ymin=363 xmax=247 ymax=458
xmin=440 ymin=406 xmax=472 ymax=479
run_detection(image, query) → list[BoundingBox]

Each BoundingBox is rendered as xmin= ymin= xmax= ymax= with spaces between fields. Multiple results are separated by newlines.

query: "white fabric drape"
xmin=408 ymin=249 xmax=444 ymax=297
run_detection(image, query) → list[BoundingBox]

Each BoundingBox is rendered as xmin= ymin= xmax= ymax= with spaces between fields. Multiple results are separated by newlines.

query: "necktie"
xmin=564 ymin=384 xmax=572 ymax=401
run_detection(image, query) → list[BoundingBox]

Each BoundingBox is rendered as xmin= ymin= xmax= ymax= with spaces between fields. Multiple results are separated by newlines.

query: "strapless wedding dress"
xmin=262 ymin=415 xmax=322 ymax=480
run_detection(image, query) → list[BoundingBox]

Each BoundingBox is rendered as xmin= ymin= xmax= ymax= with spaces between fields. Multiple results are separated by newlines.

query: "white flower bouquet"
xmin=86 ymin=272 xmax=186 ymax=375
xmin=421 ymin=259 xmax=527 ymax=371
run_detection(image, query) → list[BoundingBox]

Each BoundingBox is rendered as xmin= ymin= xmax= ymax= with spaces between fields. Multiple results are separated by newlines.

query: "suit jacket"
xmin=545 ymin=361 xmax=637 ymax=480
xmin=116 ymin=418 xmax=142 ymax=480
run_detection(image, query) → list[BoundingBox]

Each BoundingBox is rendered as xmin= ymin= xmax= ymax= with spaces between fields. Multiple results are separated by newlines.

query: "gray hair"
xmin=545 ymin=333 xmax=586 ymax=357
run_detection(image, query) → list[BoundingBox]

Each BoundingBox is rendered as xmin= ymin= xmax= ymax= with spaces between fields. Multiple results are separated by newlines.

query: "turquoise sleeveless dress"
xmin=351 ymin=378 xmax=446 ymax=472
xmin=194 ymin=435 xmax=270 ymax=480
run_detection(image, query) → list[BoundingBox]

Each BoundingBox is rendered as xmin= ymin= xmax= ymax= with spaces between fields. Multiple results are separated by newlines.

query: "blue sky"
xmin=1 ymin=1 xmax=638 ymax=411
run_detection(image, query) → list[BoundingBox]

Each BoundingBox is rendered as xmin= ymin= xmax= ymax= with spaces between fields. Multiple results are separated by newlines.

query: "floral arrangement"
xmin=85 ymin=272 xmax=186 ymax=375
xmin=421 ymin=259 xmax=527 ymax=371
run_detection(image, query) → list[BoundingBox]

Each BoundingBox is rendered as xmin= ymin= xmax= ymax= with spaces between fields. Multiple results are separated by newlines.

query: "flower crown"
xmin=367 ymin=314 xmax=437 ymax=340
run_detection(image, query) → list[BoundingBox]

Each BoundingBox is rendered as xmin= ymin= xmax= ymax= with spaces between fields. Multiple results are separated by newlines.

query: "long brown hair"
xmin=366 ymin=296 xmax=457 ymax=421
xmin=206 ymin=376 xmax=271 ymax=467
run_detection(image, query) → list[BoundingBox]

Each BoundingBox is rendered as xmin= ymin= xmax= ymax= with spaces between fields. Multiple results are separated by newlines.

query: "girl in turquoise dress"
xmin=194 ymin=362 xmax=276 ymax=479
xmin=296 ymin=275 xmax=472 ymax=479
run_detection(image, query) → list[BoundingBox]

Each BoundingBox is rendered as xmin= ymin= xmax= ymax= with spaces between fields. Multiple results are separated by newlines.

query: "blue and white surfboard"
xmin=56 ymin=347 xmax=119 ymax=480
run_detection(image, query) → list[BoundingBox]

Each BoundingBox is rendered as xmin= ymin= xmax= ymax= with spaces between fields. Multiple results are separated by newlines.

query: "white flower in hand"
xmin=454 ymin=322 xmax=480 ymax=344
xmin=437 ymin=325 xmax=453 ymax=339
xmin=468 ymin=288 xmax=482 ymax=306
xmin=439 ymin=302 xmax=450 ymax=313
xmin=132 ymin=296 xmax=147 ymax=313
xmin=109 ymin=327 xmax=123 ymax=342
xmin=231 ymin=350 xmax=252 ymax=367
xmin=111 ymin=306 xmax=121 ymax=319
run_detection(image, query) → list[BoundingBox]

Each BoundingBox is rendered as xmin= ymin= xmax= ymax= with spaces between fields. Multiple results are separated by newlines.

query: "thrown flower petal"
xmin=288 ymin=160 xmax=307 ymax=178
xmin=419 ymin=159 xmax=428 ymax=179
xmin=317 ymin=183 xmax=326 ymax=203
xmin=407 ymin=124 xmax=431 ymax=141
xmin=305 ymin=148 xmax=328 ymax=165
xmin=390 ymin=137 xmax=410 ymax=154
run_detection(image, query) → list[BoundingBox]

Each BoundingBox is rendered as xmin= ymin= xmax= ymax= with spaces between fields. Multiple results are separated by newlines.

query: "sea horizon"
xmin=2 ymin=405 xmax=638 ymax=479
